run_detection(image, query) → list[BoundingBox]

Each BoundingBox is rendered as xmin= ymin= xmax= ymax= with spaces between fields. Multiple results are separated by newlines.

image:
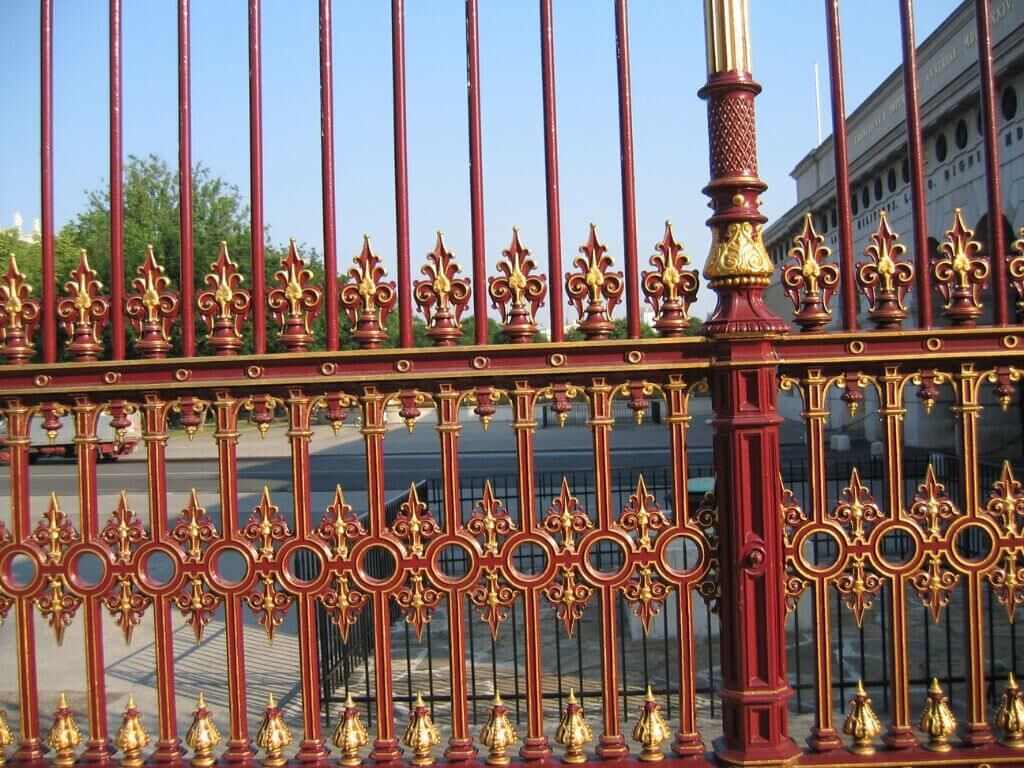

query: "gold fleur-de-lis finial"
xmin=413 ymin=231 xmax=471 ymax=346
xmin=58 ymin=250 xmax=110 ymax=361
xmin=934 ymin=208 xmax=989 ymax=326
xmin=856 ymin=211 xmax=913 ymax=329
xmin=489 ymin=227 xmax=547 ymax=343
xmin=268 ymin=239 xmax=322 ymax=352
xmin=196 ymin=242 xmax=251 ymax=355
xmin=0 ymin=253 xmax=41 ymax=364
xmin=565 ymin=224 xmax=623 ymax=340
xmin=340 ymin=235 xmax=396 ymax=349
xmin=642 ymin=222 xmax=699 ymax=336
xmin=126 ymin=246 xmax=179 ymax=358
xmin=781 ymin=213 xmax=839 ymax=332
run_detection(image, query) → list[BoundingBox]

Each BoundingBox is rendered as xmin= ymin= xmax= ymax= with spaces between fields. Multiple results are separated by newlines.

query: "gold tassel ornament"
xmin=479 ymin=692 xmax=517 ymax=766
xmin=554 ymin=689 xmax=592 ymax=764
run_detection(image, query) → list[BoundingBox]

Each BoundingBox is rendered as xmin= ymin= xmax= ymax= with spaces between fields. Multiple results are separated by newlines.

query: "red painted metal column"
xmin=319 ymin=0 xmax=340 ymax=351
xmin=465 ymin=0 xmax=488 ymax=344
xmin=664 ymin=376 xmax=705 ymax=757
xmin=976 ymin=0 xmax=1009 ymax=325
xmin=539 ymin=0 xmax=564 ymax=343
xmin=510 ymin=382 xmax=552 ymax=762
xmin=436 ymin=385 xmax=474 ymax=761
xmin=213 ymin=392 xmax=253 ymax=763
xmin=391 ymin=0 xmax=414 ymax=349
xmin=6 ymin=401 xmax=45 ymax=762
xmin=587 ymin=379 xmax=627 ymax=759
xmin=178 ymin=0 xmax=196 ymax=357
xmin=898 ymin=0 xmax=933 ymax=329
xmin=286 ymin=389 xmax=329 ymax=762
xmin=824 ymin=0 xmax=858 ymax=331
xmin=700 ymin=2 xmax=799 ymax=765
xmin=142 ymin=395 xmax=184 ymax=763
xmin=110 ymin=0 xmax=126 ymax=359
xmin=41 ymin=0 xmax=56 ymax=363
xmin=361 ymin=387 xmax=401 ymax=762
xmin=74 ymin=398 xmax=114 ymax=765
xmin=613 ymin=0 xmax=641 ymax=339
xmin=248 ymin=0 xmax=267 ymax=353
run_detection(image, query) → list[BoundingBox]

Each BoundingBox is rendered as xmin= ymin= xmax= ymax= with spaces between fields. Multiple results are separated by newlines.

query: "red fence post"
xmin=700 ymin=2 xmax=799 ymax=766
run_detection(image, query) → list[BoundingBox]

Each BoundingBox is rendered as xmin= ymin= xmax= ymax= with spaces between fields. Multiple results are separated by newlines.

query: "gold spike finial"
xmin=403 ymin=693 xmax=441 ymax=767
xmin=918 ymin=678 xmax=956 ymax=752
xmin=46 ymin=693 xmax=83 ymax=768
xmin=842 ymin=680 xmax=881 ymax=755
xmin=480 ymin=692 xmax=517 ymax=766
xmin=997 ymin=674 xmax=1024 ymax=748
xmin=186 ymin=693 xmax=221 ymax=768
xmin=631 ymin=685 xmax=669 ymax=762
xmin=333 ymin=694 xmax=369 ymax=767
xmin=554 ymin=689 xmax=592 ymax=764
xmin=116 ymin=694 xmax=150 ymax=768
xmin=255 ymin=693 xmax=292 ymax=767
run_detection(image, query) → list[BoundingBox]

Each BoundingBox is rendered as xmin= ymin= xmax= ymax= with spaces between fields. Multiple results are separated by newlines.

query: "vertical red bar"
xmin=976 ymin=0 xmax=1009 ymax=325
xmin=465 ymin=0 xmax=488 ymax=344
xmin=249 ymin=0 xmax=267 ymax=353
xmin=287 ymin=390 xmax=329 ymax=761
xmin=178 ymin=0 xmax=195 ymax=357
xmin=110 ymin=0 xmax=126 ymax=359
xmin=824 ymin=0 xmax=857 ymax=330
xmin=320 ymin=0 xmax=340 ymax=351
xmin=391 ymin=0 xmax=414 ymax=349
xmin=613 ymin=0 xmax=641 ymax=339
xmin=142 ymin=396 xmax=183 ymax=763
xmin=7 ymin=403 xmax=44 ymax=762
xmin=539 ymin=0 xmax=564 ymax=343
xmin=41 ymin=0 xmax=56 ymax=363
xmin=899 ymin=0 xmax=932 ymax=329
xmin=74 ymin=399 xmax=113 ymax=763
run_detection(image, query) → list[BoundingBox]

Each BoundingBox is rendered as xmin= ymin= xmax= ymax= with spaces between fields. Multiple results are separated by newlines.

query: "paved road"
xmin=0 ymin=445 xmax=700 ymax=497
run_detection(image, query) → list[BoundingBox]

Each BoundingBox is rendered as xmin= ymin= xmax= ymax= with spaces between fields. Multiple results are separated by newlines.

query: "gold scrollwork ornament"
xmin=703 ymin=221 xmax=773 ymax=285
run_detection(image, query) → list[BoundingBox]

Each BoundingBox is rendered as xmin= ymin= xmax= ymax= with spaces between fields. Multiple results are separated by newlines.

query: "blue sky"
xmin=0 ymin=1 xmax=961 ymax=321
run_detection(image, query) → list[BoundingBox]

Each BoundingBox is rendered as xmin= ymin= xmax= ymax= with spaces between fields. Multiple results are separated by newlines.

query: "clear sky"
xmin=0 ymin=1 xmax=962 ymax=322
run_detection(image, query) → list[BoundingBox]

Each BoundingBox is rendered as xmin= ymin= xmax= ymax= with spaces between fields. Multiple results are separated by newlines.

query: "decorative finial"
xmin=115 ymin=694 xmax=150 ymax=768
xmin=402 ymin=693 xmax=441 ymax=767
xmin=268 ymin=240 xmax=322 ymax=352
xmin=856 ymin=211 xmax=913 ymax=330
xmin=996 ymin=674 xmax=1024 ymax=748
xmin=340 ymin=235 xmax=396 ymax=349
xmin=842 ymin=681 xmax=881 ymax=755
xmin=918 ymin=677 xmax=956 ymax=752
xmin=489 ymin=228 xmax=547 ymax=343
xmin=332 ymin=693 xmax=369 ymax=767
xmin=479 ymin=692 xmax=517 ymax=765
xmin=631 ymin=685 xmax=669 ymax=762
xmin=185 ymin=693 xmax=221 ymax=768
xmin=565 ymin=224 xmax=623 ymax=340
xmin=642 ymin=222 xmax=699 ymax=337
xmin=46 ymin=693 xmax=83 ymax=768
xmin=255 ymin=693 xmax=292 ymax=767
xmin=554 ymin=689 xmax=592 ymax=764
xmin=0 ymin=709 xmax=15 ymax=766
xmin=413 ymin=231 xmax=471 ymax=346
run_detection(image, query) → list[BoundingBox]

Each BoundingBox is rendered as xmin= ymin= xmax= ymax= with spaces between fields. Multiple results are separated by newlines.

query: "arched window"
xmin=1003 ymin=86 xmax=1018 ymax=121
xmin=831 ymin=208 xmax=837 ymax=228
xmin=902 ymin=157 xmax=910 ymax=183
xmin=935 ymin=133 xmax=948 ymax=162
xmin=887 ymin=168 xmax=897 ymax=192
xmin=874 ymin=177 xmax=883 ymax=201
xmin=852 ymin=193 xmax=859 ymax=215
xmin=955 ymin=118 xmax=968 ymax=149
xmin=861 ymin=186 xmax=870 ymax=209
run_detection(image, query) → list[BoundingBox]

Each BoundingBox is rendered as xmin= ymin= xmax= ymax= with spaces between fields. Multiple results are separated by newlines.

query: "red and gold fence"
xmin=3 ymin=0 xmax=1024 ymax=767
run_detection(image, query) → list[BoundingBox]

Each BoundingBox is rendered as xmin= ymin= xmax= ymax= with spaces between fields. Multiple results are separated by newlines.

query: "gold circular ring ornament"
xmin=847 ymin=340 xmax=865 ymax=355
xmin=319 ymin=362 xmax=336 ymax=376
xmin=174 ymin=368 xmax=191 ymax=382
xmin=925 ymin=337 xmax=943 ymax=352
xmin=471 ymin=356 xmax=489 ymax=370
xmin=103 ymin=372 xmax=120 ymax=384
xmin=246 ymin=365 xmax=263 ymax=379
xmin=626 ymin=350 xmax=644 ymax=365
xmin=33 ymin=375 xmax=50 ymax=387
xmin=1002 ymin=335 xmax=1019 ymax=349
xmin=548 ymin=353 xmax=566 ymax=367
xmin=395 ymin=359 xmax=413 ymax=373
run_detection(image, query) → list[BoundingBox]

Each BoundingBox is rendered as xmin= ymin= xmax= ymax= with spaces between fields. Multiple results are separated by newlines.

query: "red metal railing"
xmin=1 ymin=2 xmax=1024 ymax=768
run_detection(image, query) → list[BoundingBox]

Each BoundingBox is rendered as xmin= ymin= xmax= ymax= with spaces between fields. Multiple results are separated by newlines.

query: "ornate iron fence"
xmin=2 ymin=1 xmax=1024 ymax=767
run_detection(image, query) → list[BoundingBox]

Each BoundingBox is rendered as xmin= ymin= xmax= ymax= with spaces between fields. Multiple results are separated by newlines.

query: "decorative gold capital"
xmin=704 ymin=0 xmax=752 ymax=75
xmin=703 ymin=222 xmax=773 ymax=284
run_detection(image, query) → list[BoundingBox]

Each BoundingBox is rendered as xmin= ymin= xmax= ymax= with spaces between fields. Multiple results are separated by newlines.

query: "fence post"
xmin=700 ymin=1 xmax=798 ymax=766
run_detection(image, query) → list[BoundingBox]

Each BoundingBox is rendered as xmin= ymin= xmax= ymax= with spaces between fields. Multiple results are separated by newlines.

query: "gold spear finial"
xmin=479 ymin=692 xmax=517 ymax=766
xmin=631 ymin=685 xmax=670 ymax=762
xmin=0 ymin=709 xmax=15 ymax=767
xmin=46 ymin=693 xmax=83 ymax=768
xmin=842 ymin=680 xmax=882 ymax=755
xmin=403 ymin=693 xmax=441 ymax=767
xmin=332 ymin=693 xmax=369 ymax=767
xmin=918 ymin=677 xmax=956 ymax=752
xmin=255 ymin=693 xmax=292 ymax=767
xmin=554 ymin=689 xmax=592 ymax=764
xmin=185 ymin=693 xmax=221 ymax=768
xmin=996 ymin=673 xmax=1024 ymax=748
xmin=115 ymin=694 xmax=150 ymax=768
